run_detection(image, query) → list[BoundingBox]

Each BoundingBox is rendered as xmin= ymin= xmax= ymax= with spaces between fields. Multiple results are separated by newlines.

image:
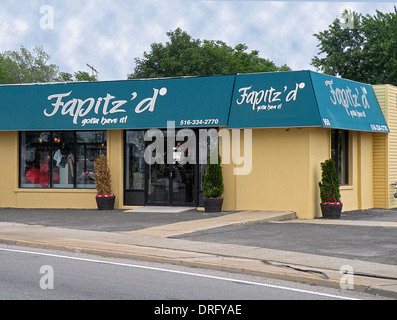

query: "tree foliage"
xmin=129 ymin=28 xmax=290 ymax=79
xmin=57 ymin=71 xmax=98 ymax=82
xmin=0 ymin=45 xmax=98 ymax=84
xmin=312 ymin=7 xmax=397 ymax=85
xmin=0 ymin=46 xmax=59 ymax=84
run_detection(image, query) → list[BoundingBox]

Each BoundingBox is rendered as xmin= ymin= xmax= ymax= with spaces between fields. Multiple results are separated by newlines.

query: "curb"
xmin=1 ymin=237 xmax=396 ymax=299
xmin=366 ymin=285 xmax=397 ymax=299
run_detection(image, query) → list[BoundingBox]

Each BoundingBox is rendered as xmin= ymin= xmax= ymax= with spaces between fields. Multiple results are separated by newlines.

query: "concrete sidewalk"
xmin=0 ymin=208 xmax=396 ymax=299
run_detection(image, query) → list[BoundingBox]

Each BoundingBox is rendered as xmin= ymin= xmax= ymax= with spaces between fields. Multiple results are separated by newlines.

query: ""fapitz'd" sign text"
xmin=43 ymin=87 xmax=168 ymax=126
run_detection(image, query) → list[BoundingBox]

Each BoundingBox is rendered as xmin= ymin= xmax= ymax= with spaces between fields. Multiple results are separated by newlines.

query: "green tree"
xmin=74 ymin=71 xmax=98 ymax=82
xmin=0 ymin=55 xmax=11 ymax=84
xmin=0 ymin=46 xmax=98 ymax=84
xmin=312 ymin=7 xmax=397 ymax=85
xmin=56 ymin=72 xmax=74 ymax=82
xmin=129 ymin=28 xmax=290 ymax=79
xmin=0 ymin=46 xmax=59 ymax=84
xmin=56 ymin=71 xmax=98 ymax=82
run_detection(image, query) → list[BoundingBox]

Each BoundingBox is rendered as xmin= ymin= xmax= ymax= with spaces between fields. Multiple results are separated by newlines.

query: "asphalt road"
xmin=173 ymin=221 xmax=397 ymax=265
xmin=0 ymin=246 xmax=384 ymax=301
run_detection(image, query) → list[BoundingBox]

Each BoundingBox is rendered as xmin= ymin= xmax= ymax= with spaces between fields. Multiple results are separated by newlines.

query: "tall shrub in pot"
xmin=318 ymin=158 xmax=342 ymax=219
xmin=202 ymin=154 xmax=224 ymax=212
xmin=94 ymin=154 xmax=115 ymax=210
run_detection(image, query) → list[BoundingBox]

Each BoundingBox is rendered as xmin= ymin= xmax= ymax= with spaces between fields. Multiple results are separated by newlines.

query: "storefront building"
xmin=0 ymin=71 xmax=394 ymax=218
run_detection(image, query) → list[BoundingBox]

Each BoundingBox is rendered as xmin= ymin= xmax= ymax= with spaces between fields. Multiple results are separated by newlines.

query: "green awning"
xmin=228 ymin=71 xmax=389 ymax=132
xmin=0 ymin=71 xmax=389 ymax=133
xmin=0 ymin=75 xmax=235 ymax=131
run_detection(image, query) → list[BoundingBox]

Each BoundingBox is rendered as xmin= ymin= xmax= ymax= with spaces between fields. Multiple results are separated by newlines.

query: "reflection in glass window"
xmin=20 ymin=131 xmax=107 ymax=189
xmin=125 ymin=131 xmax=145 ymax=190
xmin=52 ymin=132 xmax=75 ymax=189
xmin=20 ymin=132 xmax=51 ymax=188
xmin=76 ymin=131 xmax=107 ymax=188
xmin=331 ymin=129 xmax=349 ymax=185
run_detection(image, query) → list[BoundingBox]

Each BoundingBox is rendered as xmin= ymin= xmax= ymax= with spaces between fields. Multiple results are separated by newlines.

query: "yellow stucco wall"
xmin=359 ymin=132 xmax=375 ymax=209
xmin=107 ymin=130 xmax=124 ymax=209
xmin=0 ymin=131 xmax=18 ymax=208
xmin=221 ymin=128 xmax=330 ymax=218
xmin=221 ymin=127 xmax=374 ymax=218
xmin=338 ymin=131 xmax=374 ymax=212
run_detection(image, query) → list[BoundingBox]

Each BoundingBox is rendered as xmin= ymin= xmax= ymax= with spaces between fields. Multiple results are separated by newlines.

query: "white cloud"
xmin=0 ymin=0 xmax=396 ymax=80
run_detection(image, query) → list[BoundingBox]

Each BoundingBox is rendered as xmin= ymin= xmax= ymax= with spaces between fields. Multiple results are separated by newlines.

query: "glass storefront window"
xmin=124 ymin=128 xmax=219 ymax=206
xmin=125 ymin=131 xmax=145 ymax=190
xmin=20 ymin=132 xmax=51 ymax=188
xmin=20 ymin=131 xmax=107 ymax=189
xmin=331 ymin=129 xmax=349 ymax=185
xmin=76 ymin=131 xmax=107 ymax=188
xmin=52 ymin=131 xmax=75 ymax=189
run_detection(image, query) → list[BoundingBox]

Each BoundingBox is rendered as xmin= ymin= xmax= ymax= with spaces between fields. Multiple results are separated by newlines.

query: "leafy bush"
xmin=94 ymin=155 xmax=112 ymax=195
xmin=202 ymin=155 xmax=224 ymax=198
xmin=319 ymin=158 xmax=341 ymax=203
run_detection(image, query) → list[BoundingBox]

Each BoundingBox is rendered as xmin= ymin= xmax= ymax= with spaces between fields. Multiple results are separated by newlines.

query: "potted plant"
xmin=318 ymin=158 xmax=342 ymax=219
xmin=94 ymin=154 xmax=115 ymax=210
xmin=202 ymin=154 xmax=224 ymax=212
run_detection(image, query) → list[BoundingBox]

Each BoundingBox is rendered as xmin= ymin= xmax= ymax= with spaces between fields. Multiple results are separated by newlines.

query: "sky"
xmin=0 ymin=0 xmax=396 ymax=81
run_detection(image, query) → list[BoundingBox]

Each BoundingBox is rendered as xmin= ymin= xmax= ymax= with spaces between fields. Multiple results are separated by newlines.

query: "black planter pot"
xmin=203 ymin=198 xmax=223 ymax=212
xmin=96 ymin=196 xmax=116 ymax=210
xmin=320 ymin=203 xmax=343 ymax=219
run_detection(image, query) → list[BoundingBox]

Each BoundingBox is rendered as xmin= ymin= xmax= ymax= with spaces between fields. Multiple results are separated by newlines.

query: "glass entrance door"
xmin=147 ymin=129 xmax=196 ymax=206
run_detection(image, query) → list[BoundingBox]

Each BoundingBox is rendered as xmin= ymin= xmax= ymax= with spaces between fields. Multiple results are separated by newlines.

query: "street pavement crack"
xmin=261 ymin=260 xmax=330 ymax=280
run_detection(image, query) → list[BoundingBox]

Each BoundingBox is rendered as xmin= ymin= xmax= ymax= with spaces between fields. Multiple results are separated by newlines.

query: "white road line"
xmin=0 ymin=247 xmax=359 ymax=300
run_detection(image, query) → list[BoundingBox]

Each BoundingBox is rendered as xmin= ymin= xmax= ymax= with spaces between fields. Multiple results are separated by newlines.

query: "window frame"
xmin=19 ymin=130 xmax=107 ymax=189
xmin=124 ymin=130 xmax=146 ymax=191
xmin=331 ymin=129 xmax=349 ymax=186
